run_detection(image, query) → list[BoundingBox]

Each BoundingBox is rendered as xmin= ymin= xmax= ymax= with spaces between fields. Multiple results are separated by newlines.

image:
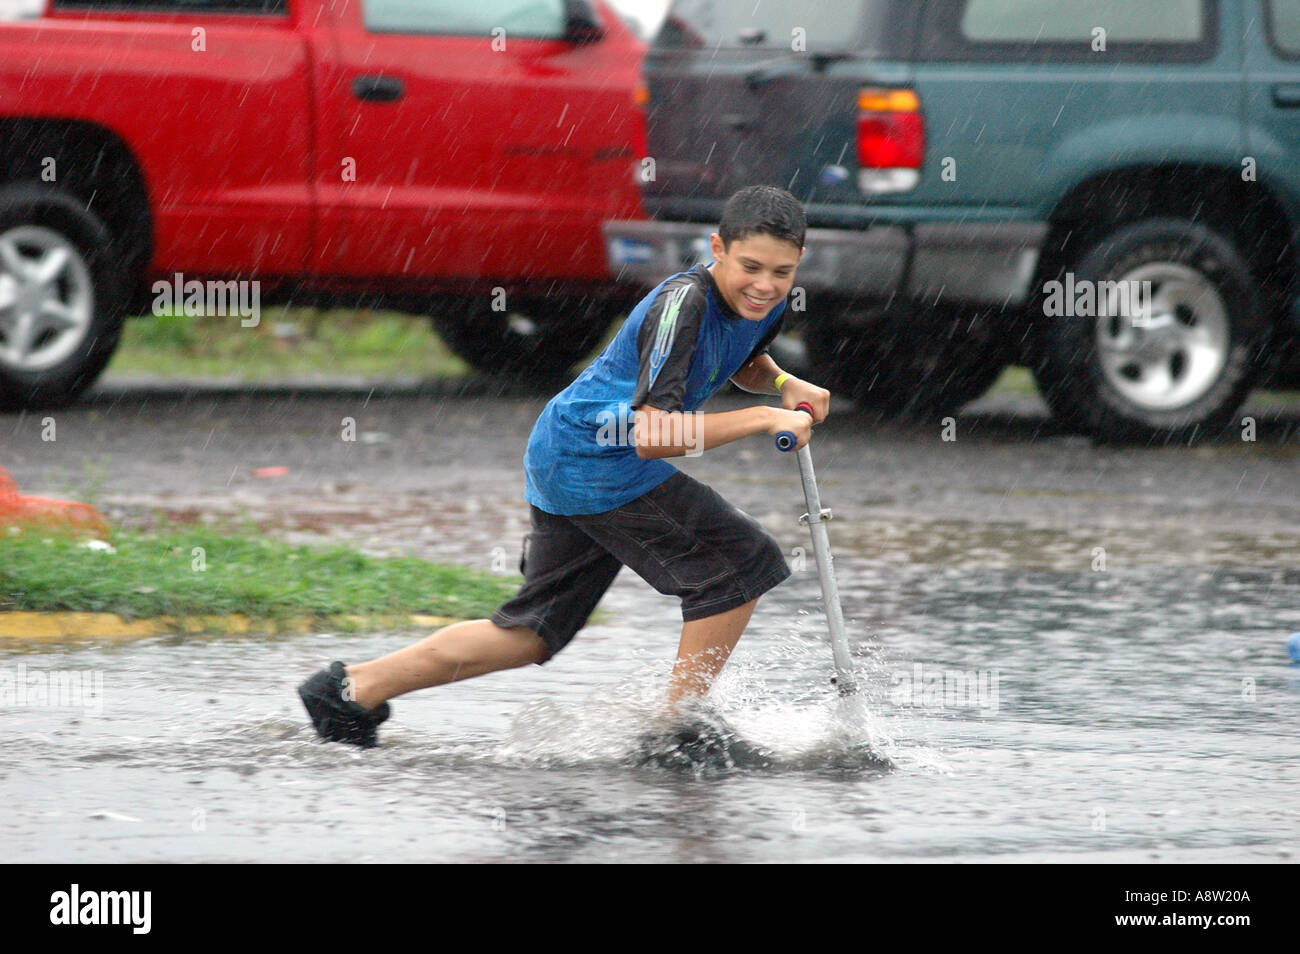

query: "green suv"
xmin=604 ymin=0 xmax=1300 ymax=442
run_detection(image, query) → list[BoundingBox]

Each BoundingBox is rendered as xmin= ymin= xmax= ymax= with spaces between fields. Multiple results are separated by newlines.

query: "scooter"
xmin=638 ymin=401 xmax=861 ymax=769
xmin=776 ymin=402 xmax=857 ymax=695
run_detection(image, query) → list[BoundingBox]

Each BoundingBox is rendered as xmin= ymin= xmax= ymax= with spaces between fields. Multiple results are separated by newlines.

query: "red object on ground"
xmin=0 ymin=467 xmax=111 ymax=538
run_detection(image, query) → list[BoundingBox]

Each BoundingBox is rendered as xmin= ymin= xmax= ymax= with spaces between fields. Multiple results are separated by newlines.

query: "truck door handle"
xmin=352 ymin=75 xmax=405 ymax=103
xmin=1272 ymin=83 xmax=1300 ymax=108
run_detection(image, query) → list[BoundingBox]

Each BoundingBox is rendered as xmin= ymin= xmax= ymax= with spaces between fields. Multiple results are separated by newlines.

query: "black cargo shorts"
xmin=491 ymin=470 xmax=791 ymax=662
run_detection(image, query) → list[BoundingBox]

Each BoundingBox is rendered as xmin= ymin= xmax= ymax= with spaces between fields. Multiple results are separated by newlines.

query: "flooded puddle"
xmin=5 ymin=489 xmax=1299 ymax=862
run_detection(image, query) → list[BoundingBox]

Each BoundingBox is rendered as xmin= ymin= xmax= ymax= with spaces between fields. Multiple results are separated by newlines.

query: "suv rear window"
xmin=962 ymin=0 xmax=1203 ymax=43
xmin=1267 ymin=0 xmax=1300 ymax=58
xmin=655 ymin=0 xmax=886 ymax=54
xmin=922 ymin=0 xmax=1218 ymax=63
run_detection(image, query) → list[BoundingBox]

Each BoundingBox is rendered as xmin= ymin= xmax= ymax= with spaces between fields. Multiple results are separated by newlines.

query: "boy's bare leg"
xmin=344 ymin=620 xmax=547 ymax=710
xmin=664 ymin=597 xmax=758 ymax=716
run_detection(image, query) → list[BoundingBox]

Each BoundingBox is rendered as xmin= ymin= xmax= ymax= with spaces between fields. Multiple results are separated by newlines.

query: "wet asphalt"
xmin=3 ymin=377 xmax=1299 ymax=863
xmin=3 ymin=375 xmax=1297 ymax=558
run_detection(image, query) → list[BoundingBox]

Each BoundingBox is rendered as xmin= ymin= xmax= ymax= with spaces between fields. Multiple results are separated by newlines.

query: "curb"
xmin=0 ymin=611 xmax=461 ymax=640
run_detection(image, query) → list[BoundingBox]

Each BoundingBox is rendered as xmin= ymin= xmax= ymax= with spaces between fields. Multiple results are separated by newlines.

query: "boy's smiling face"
xmin=707 ymin=232 xmax=804 ymax=321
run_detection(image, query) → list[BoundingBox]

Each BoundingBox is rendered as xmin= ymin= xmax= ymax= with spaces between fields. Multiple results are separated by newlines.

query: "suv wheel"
xmin=432 ymin=294 xmax=618 ymax=379
xmin=1031 ymin=217 xmax=1269 ymax=443
xmin=0 ymin=185 xmax=126 ymax=410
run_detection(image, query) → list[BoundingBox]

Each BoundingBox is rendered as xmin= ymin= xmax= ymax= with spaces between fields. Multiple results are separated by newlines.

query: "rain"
xmin=0 ymin=0 xmax=1296 ymax=898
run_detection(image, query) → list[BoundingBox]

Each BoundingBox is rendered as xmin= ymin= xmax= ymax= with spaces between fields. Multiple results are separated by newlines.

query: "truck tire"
xmin=805 ymin=306 xmax=1010 ymax=417
xmin=1031 ymin=217 xmax=1269 ymax=443
xmin=0 ymin=185 xmax=127 ymax=410
xmin=432 ymin=294 xmax=617 ymax=379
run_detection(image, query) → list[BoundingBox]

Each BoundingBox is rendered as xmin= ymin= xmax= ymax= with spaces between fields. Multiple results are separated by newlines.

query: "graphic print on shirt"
xmin=632 ymin=276 xmax=706 ymax=414
xmin=648 ymin=284 xmax=689 ymax=390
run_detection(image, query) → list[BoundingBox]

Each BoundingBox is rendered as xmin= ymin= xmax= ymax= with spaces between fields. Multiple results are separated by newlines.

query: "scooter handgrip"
xmin=775 ymin=403 xmax=817 ymax=451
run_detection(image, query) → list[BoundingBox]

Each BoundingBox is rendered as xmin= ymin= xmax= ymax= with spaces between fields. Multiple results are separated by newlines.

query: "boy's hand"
xmin=767 ymin=407 xmax=814 ymax=450
xmin=780 ymin=377 xmax=830 ymax=423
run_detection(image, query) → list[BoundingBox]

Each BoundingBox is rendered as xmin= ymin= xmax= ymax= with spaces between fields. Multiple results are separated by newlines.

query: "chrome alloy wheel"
xmin=1094 ymin=261 xmax=1229 ymax=412
xmin=0 ymin=225 xmax=95 ymax=373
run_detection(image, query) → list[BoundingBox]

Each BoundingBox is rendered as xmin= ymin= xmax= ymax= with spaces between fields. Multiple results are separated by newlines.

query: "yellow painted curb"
xmin=0 ymin=611 xmax=462 ymax=640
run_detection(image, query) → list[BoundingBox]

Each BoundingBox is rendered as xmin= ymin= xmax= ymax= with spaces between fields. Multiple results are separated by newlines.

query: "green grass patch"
xmin=0 ymin=527 xmax=519 ymax=629
xmin=108 ymin=307 xmax=470 ymax=381
xmin=988 ymin=365 xmax=1037 ymax=396
xmin=1245 ymin=388 xmax=1300 ymax=409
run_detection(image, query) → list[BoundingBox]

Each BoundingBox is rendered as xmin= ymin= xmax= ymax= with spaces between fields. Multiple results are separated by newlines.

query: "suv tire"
xmin=1031 ymin=217 xmax=1269 ymax=443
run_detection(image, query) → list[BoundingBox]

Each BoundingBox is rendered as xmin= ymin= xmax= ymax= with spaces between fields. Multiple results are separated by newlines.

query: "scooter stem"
xmin=779 ymin=403 xmax=857 ymax=694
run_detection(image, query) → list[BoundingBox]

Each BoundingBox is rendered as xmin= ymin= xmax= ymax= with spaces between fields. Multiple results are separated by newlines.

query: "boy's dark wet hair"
xmin=718 ymin=185 xmax=806 ymax=250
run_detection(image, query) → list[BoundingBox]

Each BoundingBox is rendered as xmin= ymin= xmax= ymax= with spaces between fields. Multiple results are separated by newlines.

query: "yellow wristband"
xmin=774 ymin=372 xmax=791 ymax=391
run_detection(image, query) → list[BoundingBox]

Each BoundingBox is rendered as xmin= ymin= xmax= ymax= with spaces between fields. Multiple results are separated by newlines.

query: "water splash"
xmin=495 ymin=660 xmax=897 ymax=776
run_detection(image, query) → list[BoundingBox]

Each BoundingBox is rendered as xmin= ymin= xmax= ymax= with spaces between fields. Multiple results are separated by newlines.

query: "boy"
xmin=298 ymin=185 xmax=829 ymax=747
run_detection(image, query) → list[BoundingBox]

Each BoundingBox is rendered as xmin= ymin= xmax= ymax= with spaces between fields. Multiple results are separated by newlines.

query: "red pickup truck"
xmin=0 ymin=0 xmax=646 ymax=408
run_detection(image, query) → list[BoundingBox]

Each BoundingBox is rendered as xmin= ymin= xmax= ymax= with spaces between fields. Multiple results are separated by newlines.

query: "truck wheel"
xmin=1031 ymin=217 xmax=1269 ymax=443
xmin=432 ymin=294 xmax=617 ymax=379
xmin=805 ymin=306 xmax=1010 ymax=417
xmin=0 ymin=186 xmax=126 ymax=410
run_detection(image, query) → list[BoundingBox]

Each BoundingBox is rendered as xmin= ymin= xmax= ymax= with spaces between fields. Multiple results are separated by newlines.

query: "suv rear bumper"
xmin=603 ymin=220 xmax=1048 ymax=306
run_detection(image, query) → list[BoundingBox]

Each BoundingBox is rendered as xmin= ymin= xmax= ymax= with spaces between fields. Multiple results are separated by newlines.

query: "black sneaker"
xmin=636 ymin=709 xmax=772 ymax=770
xmin=297 ymin=661 xmax=391 ymax=748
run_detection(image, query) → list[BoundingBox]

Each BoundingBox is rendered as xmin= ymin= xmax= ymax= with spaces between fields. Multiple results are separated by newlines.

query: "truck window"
xmin=50 ymin=0 xmax=286 ymax=12
xmin=52 ymin=0 xmax=286 ymax=12
xmin=1267 ymin=0 xmax=1300 ymax=58
xmin=363 ymin=0 xmax=566 ymax=37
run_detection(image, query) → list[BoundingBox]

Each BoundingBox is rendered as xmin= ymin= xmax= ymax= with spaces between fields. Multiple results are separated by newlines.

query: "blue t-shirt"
xmin=523 ymin=263 xmax=787 ymax=515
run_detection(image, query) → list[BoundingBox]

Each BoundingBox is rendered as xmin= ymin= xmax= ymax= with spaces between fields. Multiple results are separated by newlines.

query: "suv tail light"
xmin=856 ymin=87 xmax=924 ymax=194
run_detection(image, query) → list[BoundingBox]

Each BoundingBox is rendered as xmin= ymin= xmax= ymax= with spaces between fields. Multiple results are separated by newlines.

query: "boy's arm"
xmin=634 ymin=402 xmax=797 ymax=458
xmin=727 ymin=304 xmax=830 ymax=420
xmin=732 ymin=352 xmax=831 ymax=424
xmin=730 ymin=353 xmax=784 ymax=395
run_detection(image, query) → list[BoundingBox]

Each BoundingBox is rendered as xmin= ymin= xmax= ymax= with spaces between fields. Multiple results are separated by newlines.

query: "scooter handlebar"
xmin=774 ymin=402 xmax=816 ymax=451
